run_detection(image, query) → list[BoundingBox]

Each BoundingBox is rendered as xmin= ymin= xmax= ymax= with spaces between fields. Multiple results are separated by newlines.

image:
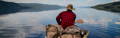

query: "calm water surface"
xmin=0 ymin=7 xmax=120 ymax=38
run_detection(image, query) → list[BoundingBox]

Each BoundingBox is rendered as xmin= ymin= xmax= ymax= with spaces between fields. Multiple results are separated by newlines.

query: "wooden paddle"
xmin=75 ymin=19 xmax=84 ymax=24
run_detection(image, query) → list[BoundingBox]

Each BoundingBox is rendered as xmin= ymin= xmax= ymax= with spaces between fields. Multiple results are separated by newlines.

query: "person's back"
xmin=56 ymin=4 xmax=76 ymax=29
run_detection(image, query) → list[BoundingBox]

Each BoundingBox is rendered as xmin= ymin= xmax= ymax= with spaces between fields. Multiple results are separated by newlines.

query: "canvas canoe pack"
xmin=45 ymin=24 xmax=89 ymax=38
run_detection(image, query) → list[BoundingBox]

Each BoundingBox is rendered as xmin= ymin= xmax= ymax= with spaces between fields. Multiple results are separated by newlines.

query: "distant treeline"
xmin=0 ymin=0 xmax=24 ymax=15
xmin=92 ymin=1 xmax=120 ymax=12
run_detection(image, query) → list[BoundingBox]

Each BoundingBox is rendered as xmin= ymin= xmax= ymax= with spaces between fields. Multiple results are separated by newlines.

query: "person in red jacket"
xmin=56 ymin=4 xmax=76 ymax=29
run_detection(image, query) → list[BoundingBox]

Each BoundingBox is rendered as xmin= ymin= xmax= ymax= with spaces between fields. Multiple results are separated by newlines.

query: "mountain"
xmin=0 ymin=0 xmax=24 ymax=15
xmin=0 ymin=0 xmax=64 ymax=15
xmin=92 ymin=1 xmax=120 ymax=12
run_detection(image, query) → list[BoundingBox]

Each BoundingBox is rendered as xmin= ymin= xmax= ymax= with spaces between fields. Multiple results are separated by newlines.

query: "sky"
xmin=3 ymin=0 xmax=118 ymax=7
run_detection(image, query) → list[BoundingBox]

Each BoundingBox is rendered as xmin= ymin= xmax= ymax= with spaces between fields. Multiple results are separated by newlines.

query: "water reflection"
xmin=0 ymin=7 xmax=120 ymax=38
xmin=19 ymin=3 xmax=64 ymax=12
xmin=0 ymin=25 xmax=45 ymax=38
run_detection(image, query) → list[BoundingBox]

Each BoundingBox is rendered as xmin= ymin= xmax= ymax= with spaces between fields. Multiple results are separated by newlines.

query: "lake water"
xmin=0 ymin=7 xmax=120 ymax=38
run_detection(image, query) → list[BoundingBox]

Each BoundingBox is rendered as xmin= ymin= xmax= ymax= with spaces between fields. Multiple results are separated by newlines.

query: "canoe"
xmin=45 ymin=24 xmax=89 ymax=38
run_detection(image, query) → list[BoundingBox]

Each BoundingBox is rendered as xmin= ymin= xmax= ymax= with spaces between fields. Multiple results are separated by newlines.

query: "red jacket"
xmin=56 ymin=10 xmax=76 ymax=29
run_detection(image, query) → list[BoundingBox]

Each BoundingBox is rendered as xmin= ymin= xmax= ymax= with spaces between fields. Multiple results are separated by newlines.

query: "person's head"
xmin=66 ymin=4 xmax=75 ymax=10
